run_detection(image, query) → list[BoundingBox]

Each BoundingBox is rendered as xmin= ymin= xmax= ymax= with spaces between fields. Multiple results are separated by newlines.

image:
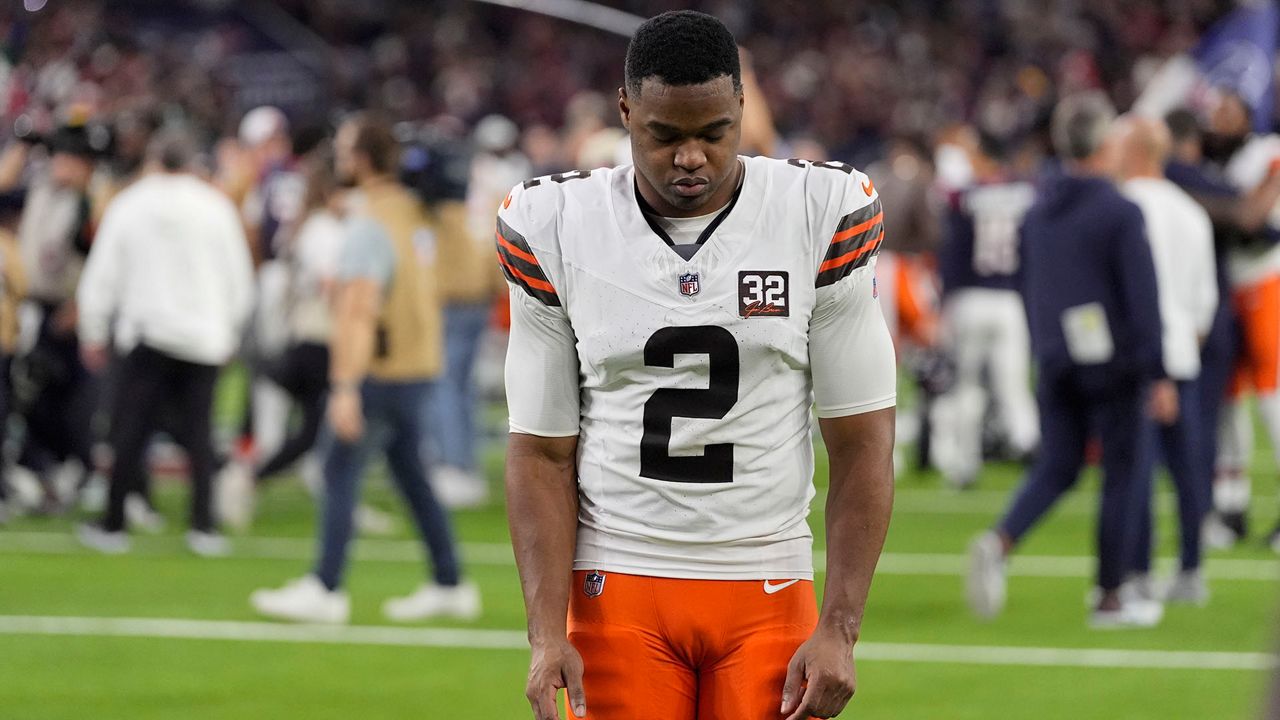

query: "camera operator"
xmin=0 ymin=120 xmax=108 ymax=512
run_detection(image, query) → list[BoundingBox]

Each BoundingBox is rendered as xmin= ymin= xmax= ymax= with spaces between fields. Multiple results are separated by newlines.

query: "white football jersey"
xmin=1224 ymin=134 xmax=1280 ymax=286
xmin=499 ymin=155 xmax=897 ymax=580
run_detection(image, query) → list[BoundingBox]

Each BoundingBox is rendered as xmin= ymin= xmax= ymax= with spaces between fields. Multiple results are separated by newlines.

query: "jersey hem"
xmin=815 ymin=394 xmax=897 ymax=418
xmin=508 ymin=421 xmax=580 ymax=437
xmin=572 ymin=560 xmax=815 ymax=581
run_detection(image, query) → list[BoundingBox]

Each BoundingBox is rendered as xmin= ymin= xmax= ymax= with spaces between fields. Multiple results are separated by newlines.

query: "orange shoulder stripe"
xmin=818 ymin=229 xmax=884 ymax=273
xmin=830 ymin=211 xmax=884 ymax=246
xmin=496 ymin=231 xmax=541 ymax=267
xmin=496 ymin=251 xmax=558 ymax=295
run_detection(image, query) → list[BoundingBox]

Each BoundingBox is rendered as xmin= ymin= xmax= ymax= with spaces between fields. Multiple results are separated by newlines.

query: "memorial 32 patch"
xmin=738 ymin=271 xmax=789 ymax=318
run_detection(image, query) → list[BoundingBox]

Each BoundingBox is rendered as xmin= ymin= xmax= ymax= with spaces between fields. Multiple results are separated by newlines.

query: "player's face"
xmin=1207 ymin=92 xmax=1250 ymax=139
xmin=621 ymin=76 xmax=744 ymax=218
xmin=333 ymin=122 xmax=360 ymax=187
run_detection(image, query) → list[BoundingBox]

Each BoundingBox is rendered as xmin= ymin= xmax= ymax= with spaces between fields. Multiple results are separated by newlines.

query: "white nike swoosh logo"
xmin=763 ymin=579 xmax=800 ymax=595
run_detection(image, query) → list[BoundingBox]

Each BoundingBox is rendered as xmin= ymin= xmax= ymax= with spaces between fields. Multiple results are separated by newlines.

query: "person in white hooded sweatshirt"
xmin=75 ymin=130 xmax=255 ymax=556
xmin=1114 ymin=114 xmax=1218 ymax=603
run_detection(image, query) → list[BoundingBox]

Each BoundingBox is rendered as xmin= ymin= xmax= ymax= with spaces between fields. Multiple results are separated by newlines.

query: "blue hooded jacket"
xmin=1018 ymin=173 xmax=1166 ymax=389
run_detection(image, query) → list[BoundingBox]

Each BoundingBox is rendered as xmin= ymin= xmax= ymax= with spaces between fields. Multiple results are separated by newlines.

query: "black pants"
xmin=102 ymin=345 xmax=219 ymax=533
xmin=20 ymin=303 xmax=97 ymax=475
xmin=257 ymin=342 xmax=329 ymax=481
xmin=998 ymin=370 xmax=1150 ymax=591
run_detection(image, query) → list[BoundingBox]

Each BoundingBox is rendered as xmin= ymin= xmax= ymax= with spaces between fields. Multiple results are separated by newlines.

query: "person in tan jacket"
xmin=426 ymin=189 xmax=505 ymax=507
xmin=0 ymin=196 xmax=27 ymax=522
xmin=251 ymin=114 xmax=479 ymax=624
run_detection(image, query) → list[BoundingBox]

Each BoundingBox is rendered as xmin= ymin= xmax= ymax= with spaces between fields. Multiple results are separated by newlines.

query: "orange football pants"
xmin=566 ymin=570 xmax=818 ymax=720
xmin=1229 ymin=275 xmax=1280 ymax=397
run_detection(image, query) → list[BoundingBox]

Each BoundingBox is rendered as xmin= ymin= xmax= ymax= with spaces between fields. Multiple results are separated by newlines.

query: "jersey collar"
xmin=633 ymin=161 xmax=745 ymax=259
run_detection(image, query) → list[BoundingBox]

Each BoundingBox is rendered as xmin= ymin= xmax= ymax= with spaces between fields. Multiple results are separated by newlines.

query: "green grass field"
xmin=1 ymin=417 xmax=1278 ymax=719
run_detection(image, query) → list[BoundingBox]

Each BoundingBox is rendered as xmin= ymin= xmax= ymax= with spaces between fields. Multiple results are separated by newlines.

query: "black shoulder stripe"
xmin=815 ymin=229 xmax=883 ymax=287
xmin=833 ymin=198 xmax=882 ymax=236
xmin=496 ymin=216 xmax=534 ymax=255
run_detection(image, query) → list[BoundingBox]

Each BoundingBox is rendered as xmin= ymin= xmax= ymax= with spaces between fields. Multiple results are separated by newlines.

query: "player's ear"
xmin=618 ymin=87 xmax=632 ymax=130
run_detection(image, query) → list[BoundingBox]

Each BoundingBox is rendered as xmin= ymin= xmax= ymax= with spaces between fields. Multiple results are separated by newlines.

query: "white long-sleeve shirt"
xmin=78 ymin=173 xmax=255 ymax=366
xmin=1123 ymin=177 xmax=1218 ymax=380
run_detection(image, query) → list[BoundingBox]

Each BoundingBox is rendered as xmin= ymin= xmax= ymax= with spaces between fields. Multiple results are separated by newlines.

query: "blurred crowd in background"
xmin=0 ymin=1 xmax=1243 ymax=170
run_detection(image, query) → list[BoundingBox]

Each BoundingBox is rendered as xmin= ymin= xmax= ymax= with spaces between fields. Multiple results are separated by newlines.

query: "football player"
xmin=931 ymin=129 xmax=1039 ymax=488
xmin=500 ymin=10 xmax=896 ymax=720
xmin=1199 ymin=90 xmax=1280 ymax=549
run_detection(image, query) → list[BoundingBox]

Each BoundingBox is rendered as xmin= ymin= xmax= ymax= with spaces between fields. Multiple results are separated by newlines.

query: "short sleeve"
xmin=495 ymin=198 xmax=560 ymax=307
xmin=338 ymin=216 xmax=396 ymax=286
xmin=505 ymin=284 xmax=581 ymax=436
xmin=810 ymin=256 xmax=897 ymax=418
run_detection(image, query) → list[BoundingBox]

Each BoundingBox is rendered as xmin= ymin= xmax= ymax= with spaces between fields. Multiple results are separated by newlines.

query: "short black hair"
xmin=1164 ymin=108 xmax=1201 ymax=145
xmin=624 ymin=10 xmax=741 ymax=96
xmin=347 ymin=113 xmax=400 ymax=175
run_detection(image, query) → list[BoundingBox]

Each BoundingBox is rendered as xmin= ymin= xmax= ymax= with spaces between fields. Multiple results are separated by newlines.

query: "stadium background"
xmin=0 ymin=0 xmax=1276 ymax=718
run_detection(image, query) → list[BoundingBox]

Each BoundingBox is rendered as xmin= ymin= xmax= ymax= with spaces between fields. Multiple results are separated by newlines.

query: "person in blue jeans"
xmin=424 ymin=183 xmax=502 ymax=508
xmin=251 ymin=114 xmax=480 ymax=623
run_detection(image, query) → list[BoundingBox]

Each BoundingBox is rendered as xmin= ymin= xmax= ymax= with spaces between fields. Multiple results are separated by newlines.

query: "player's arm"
xmin=327 ymin=218 xmax=392 ymax=442
xmin=785 ymin=176 xmax=896 ymax=720
xmin=507 ymin=431 xmax=583 ymax=720
xmin=76 ymin=200 xmax=125 ymax=373
xmin=497 ymin=200 xmax=586 ymax=720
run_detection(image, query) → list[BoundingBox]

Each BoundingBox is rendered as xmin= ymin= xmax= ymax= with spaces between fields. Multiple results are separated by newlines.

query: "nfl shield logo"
xmin=678 ymin=272 xmax=701 ymax=297
xmin=584 ymin=571 xmax=606 ymax=598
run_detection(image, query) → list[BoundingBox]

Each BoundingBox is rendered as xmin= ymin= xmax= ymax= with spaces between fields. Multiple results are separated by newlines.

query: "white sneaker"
xmin=215 ymin=460 xmax=256 ymax=532
xmin=78 ymin=473 xmax=108 ymax=513
xmin=51 ymin=460 xmax=83 ymax=506
xmin=967 ymin=531 xmax=1007 ymax=619
xmin=186 ymin=530 xmax=231 ymax=558
xmin=432 ymin=466 xmax=489 ymax=509
xmin=9 ymin=465 xmax=42 ymax=512
xmin=1162 ymin=569 xmax=1209 ymax=606
xmin=126 ymin=495 xmax=167 ymax=534
xmin=1121 ymin=573 xmax=1156 ymax=603
xmin=383 ymin=580 xmax=482 ymax=622
xmin=1090 ymin=599 xmax=1164 ymax=629
xmin=76 ymin=523 xmax=131 ymax=555
xmin=1202 ymin=514 xmax=1239 ymax=550
xmin=355 ymin=503 xmax=399 ymax=536
xmin=251 ymin=575 xmax=350 ymax=624
xmin=299 ymin=454 xmax=323 ymax=498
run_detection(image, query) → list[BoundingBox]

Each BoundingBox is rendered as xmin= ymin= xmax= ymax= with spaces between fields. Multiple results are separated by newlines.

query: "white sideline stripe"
xmin=0 ymin=615 xmax=1271 ymax=671
xmin=1 ymin=532 xmax=1275 ymax=581
xmin=821 ymin=489 xmax=1280 ymax=516
xmin=0 ymin=615 xmax=528 ymax=650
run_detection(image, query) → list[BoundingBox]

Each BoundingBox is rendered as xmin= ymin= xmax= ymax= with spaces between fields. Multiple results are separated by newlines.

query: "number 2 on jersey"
xmin=640 ymin=326 xmax=739 ymax=483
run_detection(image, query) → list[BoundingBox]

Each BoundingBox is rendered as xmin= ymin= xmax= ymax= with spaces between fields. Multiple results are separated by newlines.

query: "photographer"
xmin=2 ymin=121 xmax=107 ymax=512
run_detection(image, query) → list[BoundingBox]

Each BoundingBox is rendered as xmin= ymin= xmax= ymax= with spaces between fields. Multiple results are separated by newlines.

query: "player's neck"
xmin=637 ymin=159 xmax=743 ymax=219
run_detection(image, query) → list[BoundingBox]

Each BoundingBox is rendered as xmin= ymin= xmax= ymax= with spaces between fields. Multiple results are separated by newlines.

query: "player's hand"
xmin=525 ymin=638 xmax=586 ymax=720
xmin=1148 ymin=379 xmax=1179 ymax=426
xmin=80 ymin=343 xmax=109 ymax=373
xmin=52 ymin=301 xmax=78 ymax=336
xmin=327 ymin=386 xmax=364 ymax=442
xmin=781 ymin=626 xmax=856 ymax=719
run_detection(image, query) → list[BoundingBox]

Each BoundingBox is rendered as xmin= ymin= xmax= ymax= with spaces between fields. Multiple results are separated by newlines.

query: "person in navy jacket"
xmin=966 ymin=92 xmax=1175 ymax=628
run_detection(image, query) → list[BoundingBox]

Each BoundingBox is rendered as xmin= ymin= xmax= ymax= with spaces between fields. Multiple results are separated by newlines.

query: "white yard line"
xmin=0 ymin=614 xmax=1270 ymax=671
xmin=1 ymin=532 xmax=1274 ymax=581
xmin=817 ymin=488 xmax=1280 ymax=516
